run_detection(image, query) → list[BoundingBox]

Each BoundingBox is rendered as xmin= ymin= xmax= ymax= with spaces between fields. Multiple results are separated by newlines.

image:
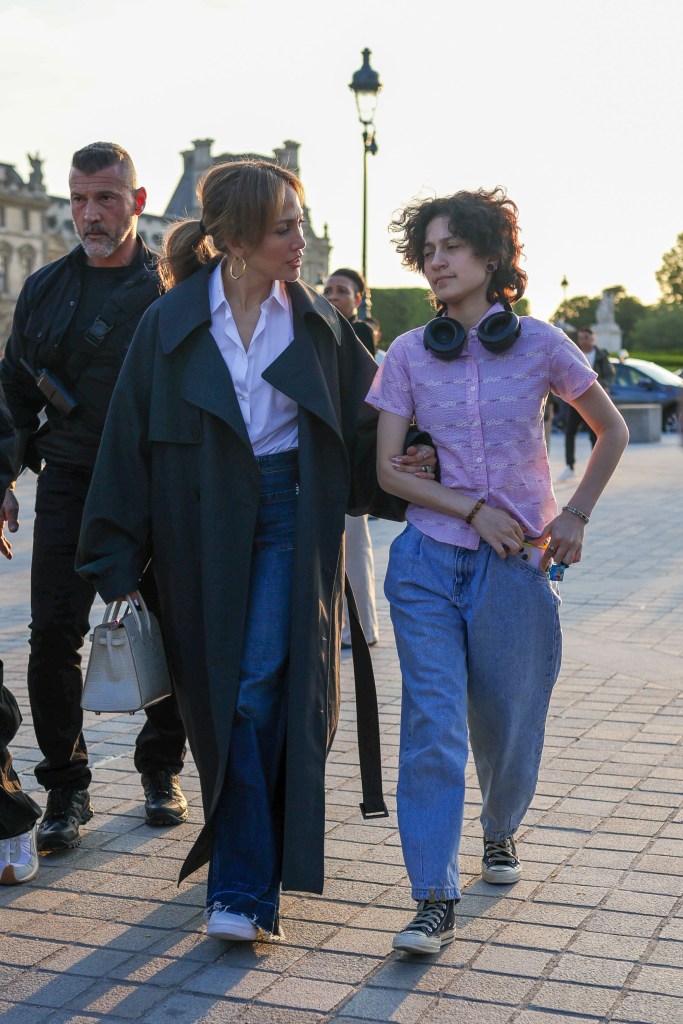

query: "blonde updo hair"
xmin=160 ymin=160 xmax=305 ymax=291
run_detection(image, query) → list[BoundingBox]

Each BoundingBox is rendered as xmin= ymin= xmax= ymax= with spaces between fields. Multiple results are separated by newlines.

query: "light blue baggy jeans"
xmin=384 ymin=524 xmax=562 ymax=902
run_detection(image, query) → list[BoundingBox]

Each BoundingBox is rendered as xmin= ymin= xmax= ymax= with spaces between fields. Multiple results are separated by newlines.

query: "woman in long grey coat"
xmin=77 ymin=160 xmax=432 ymax=941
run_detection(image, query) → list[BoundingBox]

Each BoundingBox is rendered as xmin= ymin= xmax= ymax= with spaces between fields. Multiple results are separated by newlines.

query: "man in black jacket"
xmin=557 ymin=326 xmax=615 ymax=481
xmin=0 ymin=142 xmax=187 ymax=852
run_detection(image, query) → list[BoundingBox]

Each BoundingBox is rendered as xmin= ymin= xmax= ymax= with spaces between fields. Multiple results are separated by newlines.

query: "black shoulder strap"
xmin=344 ymin=573 xmax=389 ymax=819
xmin=64 ymin=270 xmax=160 ymax=384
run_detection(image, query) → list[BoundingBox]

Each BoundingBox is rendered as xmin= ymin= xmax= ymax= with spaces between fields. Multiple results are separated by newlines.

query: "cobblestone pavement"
xmin=0 ymin=433 xmax=681 ymax=1024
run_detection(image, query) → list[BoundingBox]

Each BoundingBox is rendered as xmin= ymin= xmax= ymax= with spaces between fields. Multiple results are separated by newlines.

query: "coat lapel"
xmin=158 ymin=260 xmax=252 ymax=450
xmin=180 ymin=327 xmax=252 ymax=450
xmin=262 ymin=282 xmax=344 ymax=444
xmin=158 ymin=269 xmax=344 ymax=448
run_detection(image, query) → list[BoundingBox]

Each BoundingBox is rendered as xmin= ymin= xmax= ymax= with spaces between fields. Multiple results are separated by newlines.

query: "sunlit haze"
xmin=2 ymin=0 xmax=680 ymax=322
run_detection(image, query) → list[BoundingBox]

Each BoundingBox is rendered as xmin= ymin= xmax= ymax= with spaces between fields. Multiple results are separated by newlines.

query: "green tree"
xmin=551 ymin=286 xmax=646 ymax=345
xmin=370 ymin=288 xmax=433 ymax=345
xmin=629 ymin=304 xmax=683 ymax=352
xmin=513 ymin=297 xmax=531 ymax=317
xmin=656 ymin=232 xmax=683 ymax=304
xmin=550 ymin=295 xmax=597 ymax=333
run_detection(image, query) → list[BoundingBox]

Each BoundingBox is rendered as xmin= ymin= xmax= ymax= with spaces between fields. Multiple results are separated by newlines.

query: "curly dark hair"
xmin=391 ymin=188 xmax=527 ymax=305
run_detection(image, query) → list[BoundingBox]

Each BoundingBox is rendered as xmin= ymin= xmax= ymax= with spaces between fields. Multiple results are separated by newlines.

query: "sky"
xmin=2 ymin=0 xmax=681 ymax=320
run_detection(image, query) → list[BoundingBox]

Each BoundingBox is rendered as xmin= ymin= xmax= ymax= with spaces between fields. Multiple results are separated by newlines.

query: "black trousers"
xmin=0 ymin=660 xmax=41 ymax=839
xmin=28 ymin=464 xmax=187 ymax=792
xmin=564 ymin=405 xmax=597 ymax=469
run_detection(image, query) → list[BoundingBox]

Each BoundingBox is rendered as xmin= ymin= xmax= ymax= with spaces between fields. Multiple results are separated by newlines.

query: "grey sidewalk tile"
xmin=109 ymin=952 xmax=202 ymax=986
xmin=547 ymin=952 xmax=633 ymax=987
xmin=65 ymin=979 xmax=166 ymax=1018
xmin=530 ymin=980 xmax=620 ymax=1017
xmin=568 ymin=931 xmax=650 ymax=961
xmin=471 ymin=944 xmax=554 ymax=978
xmin=254 ymin=975 xmax=354 ymax=1012
xmin=629 ymin=964 xmax=683 ymax=996
xmin=533 ymin=883 xmax=610 ymax=908
xmin=336 ymin=986 xmax=434 ymax=1021
xmin=445 ymin=968 xmax=536 ymax=1005
xmin=288 ymin=951 xmax=378 ymax=985
xmin=0 ymin=969 xmax=97 ymax=1008
xmin=0 ymin=936 xmax=66 ymax=967
xmin=416 ymin=997 xmax=516 ymax=1024
xmin=237 ymin=1010 xmax=325 ymax=1024
xmin=602 ymin=890 xmax=678 ymax=915
xmin=137 ymin=991 xmax=245 ymax=1023
xmin=491 ymin=923 xmax=576 ymax=952
xmin=37 ymin=945 xmax=132 ymax=977
xmin=364 ymin=959 xmax=460 ymax=993
xmin=584 ymin=910 xmax=662 ymax=938
xmin=182 ymin=963 xmax=280 ymax=999
xmin=513 ymin=1013 xmax=598 ymax=1024
xmin=613 ymin=991 xmax=683 ymax=1024
xmin=645 ymin=939 xmax=683 ymax=967
xmin=0 ymin=1000 xmax=52 ymax=1023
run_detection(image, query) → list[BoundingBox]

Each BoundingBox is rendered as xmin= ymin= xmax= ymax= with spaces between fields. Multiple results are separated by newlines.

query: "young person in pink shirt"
xmin=366 ymin=188 xmax=628 ymax=954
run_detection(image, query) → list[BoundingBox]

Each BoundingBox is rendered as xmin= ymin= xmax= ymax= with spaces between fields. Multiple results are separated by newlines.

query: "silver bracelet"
xmin=562 ymin=504 xmax=590 ymax=525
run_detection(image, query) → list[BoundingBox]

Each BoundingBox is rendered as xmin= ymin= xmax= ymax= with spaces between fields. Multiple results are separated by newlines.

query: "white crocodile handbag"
xmin=81 ymin=594 xmax=172 ymax=714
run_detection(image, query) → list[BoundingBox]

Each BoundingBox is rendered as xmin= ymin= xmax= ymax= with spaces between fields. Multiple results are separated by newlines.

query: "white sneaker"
xmin=0 ymin=825 xmax=39 ymax=885
xmin=556 ymin=466 xmax=576 ymax=482
xmin=206 ymin=909 xmax=258 ymax=941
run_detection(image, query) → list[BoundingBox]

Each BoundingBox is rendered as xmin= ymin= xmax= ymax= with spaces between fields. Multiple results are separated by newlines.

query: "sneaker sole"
xmin=481 ymin=864 xmax=522 ymax=885
xmin=145 ymin=809 xmax=188 ymax=827
xmin=392 ymin=928 xmax=455 ymax=954
xmin=36 ymin=805 xmax=94 ymax=853
xmin=206 ymin=921 xmax=258 ymax=941
xmin=0 ymin=861 xmax=39 ymax=885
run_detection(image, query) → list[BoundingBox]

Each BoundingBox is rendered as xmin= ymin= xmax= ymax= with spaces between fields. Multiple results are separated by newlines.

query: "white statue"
xmin=596 ymin=290 xmax=616 ymax=325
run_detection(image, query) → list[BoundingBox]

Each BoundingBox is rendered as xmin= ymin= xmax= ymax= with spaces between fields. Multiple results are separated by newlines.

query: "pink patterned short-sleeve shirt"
xmin=366 ymin=306 xmax=598 ymax=548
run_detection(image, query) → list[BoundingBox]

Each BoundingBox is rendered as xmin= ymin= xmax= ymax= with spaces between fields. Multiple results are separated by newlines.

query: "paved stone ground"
xmin=0 ymin=432 xmax=681 ymax=1024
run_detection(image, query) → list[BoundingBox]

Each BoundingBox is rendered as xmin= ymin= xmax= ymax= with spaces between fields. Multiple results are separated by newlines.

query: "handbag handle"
xmin=102 ymin=593 xmax=153 ymax=642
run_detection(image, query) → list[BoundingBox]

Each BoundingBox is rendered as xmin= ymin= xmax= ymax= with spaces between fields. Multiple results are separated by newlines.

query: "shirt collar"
xmin=209 ymin=263 xmax=290 ymax=317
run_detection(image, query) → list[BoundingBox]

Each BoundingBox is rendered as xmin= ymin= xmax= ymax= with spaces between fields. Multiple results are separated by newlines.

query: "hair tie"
xmin=199 ymin=219 xmax=207 ymax=237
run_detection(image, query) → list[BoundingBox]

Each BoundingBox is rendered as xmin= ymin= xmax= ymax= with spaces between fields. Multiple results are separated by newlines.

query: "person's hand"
xmin=391 ymin=444 xmax=438 ymax=480
xmin=0 ymin=526 xmax=11 ymax=560
xmin=0 ymin=487 xmax=18 ymax=561
xmin=539 ymin=511 xmax=586 ymax=570
xmin=1 ymin=486 xmax=19 ymax=534
xmin=471 ymin=504 xmax=525 ymax=558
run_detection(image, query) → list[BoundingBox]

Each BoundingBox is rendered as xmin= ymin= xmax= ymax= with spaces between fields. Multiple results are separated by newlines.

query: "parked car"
xmin=609 ymin=358 xmax=682 ymax=432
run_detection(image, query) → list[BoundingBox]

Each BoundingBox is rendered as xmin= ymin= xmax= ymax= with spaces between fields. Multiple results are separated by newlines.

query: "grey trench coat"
xmin=77 ymin=262 xmax=400 ymax=892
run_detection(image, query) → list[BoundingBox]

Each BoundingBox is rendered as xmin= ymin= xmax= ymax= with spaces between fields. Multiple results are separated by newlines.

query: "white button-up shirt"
xmin=208 ymin=263 xmax=298 ymax=455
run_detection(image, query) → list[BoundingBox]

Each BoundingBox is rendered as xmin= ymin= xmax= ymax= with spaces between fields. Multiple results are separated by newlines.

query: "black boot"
xmin=141 ymin=770 xmax=188 ymax=826
xmin=37 ymin=788 xmax=93 ymax=852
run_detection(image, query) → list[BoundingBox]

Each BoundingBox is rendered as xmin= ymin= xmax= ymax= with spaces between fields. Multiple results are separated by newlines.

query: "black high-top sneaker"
xmin=392 ymin=899 xmax=456 ymax=954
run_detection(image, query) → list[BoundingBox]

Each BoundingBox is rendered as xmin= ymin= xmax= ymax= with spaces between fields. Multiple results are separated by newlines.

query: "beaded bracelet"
xmin=466 ymin=498 xmax=486 ymax=525
xmin=562 ymin=504 xmax=590 ymax=525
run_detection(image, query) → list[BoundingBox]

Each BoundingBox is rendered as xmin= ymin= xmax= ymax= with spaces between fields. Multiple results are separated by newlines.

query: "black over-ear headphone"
xmin=423 ymin=304 xmax=521 ymax=361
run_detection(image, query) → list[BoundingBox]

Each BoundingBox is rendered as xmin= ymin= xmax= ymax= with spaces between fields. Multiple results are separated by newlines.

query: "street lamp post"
xmin=349 ymin=48 xmax=381 ymax=318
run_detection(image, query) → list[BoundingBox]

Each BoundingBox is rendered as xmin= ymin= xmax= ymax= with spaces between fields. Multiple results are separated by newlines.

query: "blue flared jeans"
xmin=207 ymin=449 xmax=298 ymax=935
xmin=384 ymin=524 xmax=562 ymax=902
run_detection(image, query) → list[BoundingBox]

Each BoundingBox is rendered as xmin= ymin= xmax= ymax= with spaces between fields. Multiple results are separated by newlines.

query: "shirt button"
xmin=470 ymin=386 xmax=476 ymax=391
xmin=69 ymin=300 xmax=75 ymax=306
xmin=476 ymin=457 xmax=483 ymax=463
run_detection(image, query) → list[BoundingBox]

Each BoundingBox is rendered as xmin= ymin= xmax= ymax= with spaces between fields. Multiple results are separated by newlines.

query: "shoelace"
xmin=404 ymin=901 xmax=448 ymax=933
xmin=484 ymin=838 xmax=517 ymax=865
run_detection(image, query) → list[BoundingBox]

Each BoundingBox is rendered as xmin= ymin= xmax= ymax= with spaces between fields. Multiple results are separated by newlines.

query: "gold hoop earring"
xmin=229 ymin=256 xmax=247 ymax=281
xmin=486 ymin=262 xmax=498 ymax=273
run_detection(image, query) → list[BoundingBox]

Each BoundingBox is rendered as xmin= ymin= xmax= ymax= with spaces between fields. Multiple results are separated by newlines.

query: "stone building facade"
xmin=1 ymin=140 xmax=330 ymax=347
